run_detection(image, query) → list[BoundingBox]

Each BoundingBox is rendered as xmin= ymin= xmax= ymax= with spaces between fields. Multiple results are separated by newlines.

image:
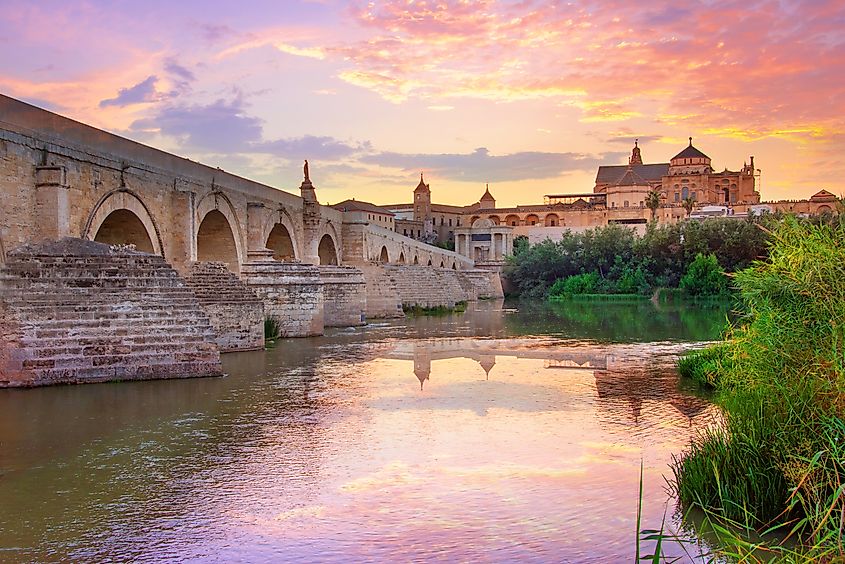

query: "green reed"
xmin=672 ymin=217 xmax=845 ymax=558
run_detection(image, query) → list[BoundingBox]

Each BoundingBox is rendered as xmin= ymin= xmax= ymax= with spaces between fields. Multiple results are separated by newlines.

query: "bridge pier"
xmin=319 ymin=266 xmax=367 ymax=327
xmin=240 ymin=260 xmax=325 ymax=338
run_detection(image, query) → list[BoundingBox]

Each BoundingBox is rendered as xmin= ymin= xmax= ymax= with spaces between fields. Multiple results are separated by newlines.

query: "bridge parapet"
xmin=341 ymin=221 xmax=473 ymax=269
xmin=0 ymin=94 xmax=344 ymax=275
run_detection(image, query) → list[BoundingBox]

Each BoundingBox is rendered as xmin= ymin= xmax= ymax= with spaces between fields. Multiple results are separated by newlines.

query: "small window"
xmin=624 ymin=201 xmax=629 ymax=208
xmin=674 ymin=192 xmax=680 ymax=202
xmin=691 ymin=192 xmax=697 ymax=201
xmin=448 ymin=218 xmax=452 ymax=226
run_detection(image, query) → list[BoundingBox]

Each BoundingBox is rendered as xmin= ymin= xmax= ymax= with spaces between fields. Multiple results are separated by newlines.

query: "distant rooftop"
xmin=332 ymin=199 xmax=394 ymax=215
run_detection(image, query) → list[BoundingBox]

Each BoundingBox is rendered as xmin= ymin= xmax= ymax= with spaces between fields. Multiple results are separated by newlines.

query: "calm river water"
xmin=0 ymin=300 xmax=731 ymax=562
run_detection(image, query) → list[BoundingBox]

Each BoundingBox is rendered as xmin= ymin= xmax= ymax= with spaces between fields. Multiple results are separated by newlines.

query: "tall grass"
xmin=672 ymin=217 xmax=845 ymax=557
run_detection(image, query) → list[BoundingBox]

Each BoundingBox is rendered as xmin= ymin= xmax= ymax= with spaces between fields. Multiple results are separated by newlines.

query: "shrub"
xmin=549 ymin=272 xmax=600 ymax=297
xmin=679 ymin=253 xmax=729 ymax=297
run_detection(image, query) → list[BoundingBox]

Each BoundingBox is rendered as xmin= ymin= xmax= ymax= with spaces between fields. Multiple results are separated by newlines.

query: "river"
xmin=0 ymin=300 xmax=732 ymax=562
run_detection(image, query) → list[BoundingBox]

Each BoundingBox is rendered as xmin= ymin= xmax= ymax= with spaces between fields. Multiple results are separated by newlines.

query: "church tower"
xmin=629 ymin=139 xmax=643 ymax=165
xmin=479 ymin=184 xmax=496 ymax=209
xmin=413 ymin=172 xmax=432 ymax=223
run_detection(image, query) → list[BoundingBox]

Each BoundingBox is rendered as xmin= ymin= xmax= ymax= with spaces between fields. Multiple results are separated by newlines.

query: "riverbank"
xmin=672 ymin=218 xmax=845 ymax=559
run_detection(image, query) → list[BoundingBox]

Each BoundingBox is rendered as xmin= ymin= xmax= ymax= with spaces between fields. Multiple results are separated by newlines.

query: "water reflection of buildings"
xmin=393 ymin=339 xmax=609 ymax=390
xmin=390 ymin=339 xmax=713 ymax=426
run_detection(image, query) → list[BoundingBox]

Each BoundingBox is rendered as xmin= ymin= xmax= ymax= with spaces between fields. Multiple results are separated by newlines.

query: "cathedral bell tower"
xmin=629 ymin=139 xmax=643 ymax=165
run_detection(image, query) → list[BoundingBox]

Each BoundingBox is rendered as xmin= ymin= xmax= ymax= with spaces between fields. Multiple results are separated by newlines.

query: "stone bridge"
xmin=0 ymin=95 xmax=502 ymax=387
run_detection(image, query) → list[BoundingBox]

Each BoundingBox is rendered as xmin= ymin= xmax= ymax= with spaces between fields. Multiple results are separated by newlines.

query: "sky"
xmin=1 ymin=0 xmax=843 ymax=207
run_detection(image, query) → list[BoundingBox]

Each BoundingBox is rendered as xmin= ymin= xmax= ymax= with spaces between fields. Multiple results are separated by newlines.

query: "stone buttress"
xmin=0 ymin=238 xmax=221 ymax=387
xmin=318 ymin=265 xmax=367 ymax=327
xmin=240 ymin=261 xmax=324 ymax=337
xmin=184 ymin=261 xmax=265 ymax=351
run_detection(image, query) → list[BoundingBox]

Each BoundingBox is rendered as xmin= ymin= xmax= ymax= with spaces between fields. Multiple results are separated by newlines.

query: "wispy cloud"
xmin=362 ymin=147 xmax=626 ymax=182
xmin=99 ymin=75 xmax=159 ymax=108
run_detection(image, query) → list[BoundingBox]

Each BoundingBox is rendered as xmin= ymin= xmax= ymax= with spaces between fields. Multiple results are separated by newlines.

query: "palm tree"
xmin=682 ymin=197 xmax=695 ymax=218
xmin=645 ymin=190 xmax=661 ymax=222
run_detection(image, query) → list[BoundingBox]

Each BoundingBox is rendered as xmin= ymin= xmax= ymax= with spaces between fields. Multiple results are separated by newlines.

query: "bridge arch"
xmin=398 ymin=251 xmax=406 ymax=264
xmin=197 ymin=210 xmax=241 ymax=273
xmin=439 ymin=259 xmax=445 ymax=268
xmin=266 ymin=223 xmax=297 ymax=261
xmin=261 ymin=207 xmax=300 ymax=261
xmin=318 ymin=234 xmax=339 ymax=265
xmin=195 ymin=191 xmax=245 ymax=272
xmin=413 ymin=255 xmax=419 ymax=265
xmin=84 ymin=188 xmax=164 ymax=255
xmin=378 ymin=246 xmax=389 ymax=264
xmin=427 ymin=258 xmax=432 ymax=266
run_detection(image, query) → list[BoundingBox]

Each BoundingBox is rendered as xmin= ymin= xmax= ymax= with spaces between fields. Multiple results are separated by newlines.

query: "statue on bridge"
xmin=304 ymin=160 xmax=310 ymax=183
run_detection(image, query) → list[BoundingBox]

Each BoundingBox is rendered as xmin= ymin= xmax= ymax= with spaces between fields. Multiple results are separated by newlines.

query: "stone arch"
xmin=262 ymin=207 xmax=300 ymax=261
xmin=504 ymin=214 xmax=520 ymax=226
xmin=427 ymin=258 xmax=432 ymax=266
xmin=413 ymin=255 xmax=419 ymax=265
xmin=196 ymin=191 xmax=245 ymax=269
xmin=398 ymin=251 xmax=406 ymax=264
xmin=94 ymin=209 xmax=156 ymax=253
xmin=266 ymin=223 xmax=296 ymax=261
xmin=488 ymin=215 xmax=501 ymax=225
xmin=439 ymin=259 xmax=445 ymax=268
xmin=469 ymin=215 xmax=481 ymax=226
xmin=817 ymin=204 xmax=832 ymax=213
xmin=84 ymin=188 xmax=164 ymax=255
xmin=379 ymin=245 xmax=389 ymax=263
xmin=451 ymin=262 xmax=457 ymax=270
xmin=197 ymin=209 xmax=241 ymax=273
xmin=318 ymin=234 xmax=339 ymax=265
xmin=544 ymin=213 xmax=559 ymax=227
xmin=525 ymin=213 xmax=540 ymax=226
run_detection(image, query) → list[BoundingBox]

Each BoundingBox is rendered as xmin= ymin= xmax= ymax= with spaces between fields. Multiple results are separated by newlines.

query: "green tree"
xmin=645 ymin=189 xmax=662 ymax=222
xmin=512 ymin=235 xmax=529 ymax=256
xmin=682 ymin=196 xmax=696 ymax=218
xmin=679 ymin=253 xmax=728 ymax=297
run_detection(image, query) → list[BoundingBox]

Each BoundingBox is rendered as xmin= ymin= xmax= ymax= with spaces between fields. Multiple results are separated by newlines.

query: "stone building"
xmin=332 ymin=199 xmax=395 ymax=231
xmin=384 ymin=173 xmax=469 ymax=244
xmin=594 ymin=138 xmax=760 ymax=206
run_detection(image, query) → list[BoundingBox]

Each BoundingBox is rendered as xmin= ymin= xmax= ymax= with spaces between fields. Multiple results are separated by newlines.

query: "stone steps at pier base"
xmin=184 ymin=261 xmax=265 ymax=352
xmin=0 ymin=238 xmax=222 ymax=388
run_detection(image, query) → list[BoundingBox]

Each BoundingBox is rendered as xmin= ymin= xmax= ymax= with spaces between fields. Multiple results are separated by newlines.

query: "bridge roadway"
xmin=0 ymin=94 xmax=470 ymax=273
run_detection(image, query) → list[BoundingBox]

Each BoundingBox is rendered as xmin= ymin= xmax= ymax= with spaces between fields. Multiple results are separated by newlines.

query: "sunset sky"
xmin=1 ymin=0 xmax=843 ymax=207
